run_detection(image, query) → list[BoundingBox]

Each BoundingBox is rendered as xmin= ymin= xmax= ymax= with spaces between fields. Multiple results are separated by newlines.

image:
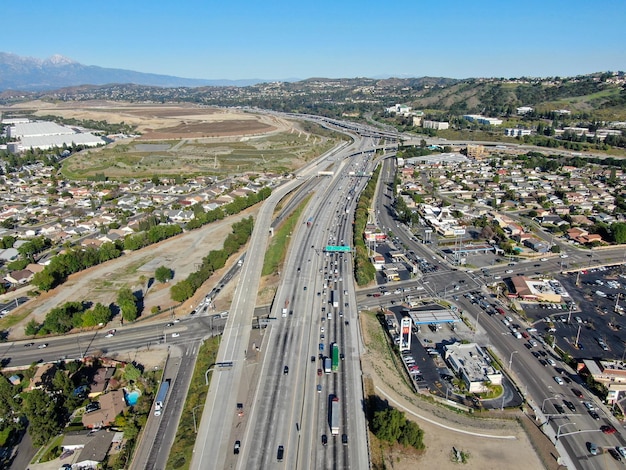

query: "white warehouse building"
xmin=6 ymin=120 xmax=106 ymax=152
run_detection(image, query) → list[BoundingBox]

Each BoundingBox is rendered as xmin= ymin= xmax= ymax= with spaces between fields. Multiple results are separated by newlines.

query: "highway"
xmin=238 ymin=139 xmax=375 ymax=469
xmin=190 ymin=128 xmax=386 ymax=469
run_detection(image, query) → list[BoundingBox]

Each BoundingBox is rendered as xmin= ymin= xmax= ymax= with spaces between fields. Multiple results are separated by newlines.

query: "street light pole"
xmin=508 ymin=350 xmax=518 ymax=370
xmin=192 ymin=404 xmax=204 ymax=433
xmin=556 ymin=422 xmax=577 ymax=440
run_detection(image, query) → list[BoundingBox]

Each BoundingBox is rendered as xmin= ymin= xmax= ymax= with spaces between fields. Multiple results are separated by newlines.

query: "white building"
xmin=444 ymin=342 xmax=503 ymax=393
xmin=463 ymin=114 xmax=503 ymax=126
xmin=7 ymin=120 xmax=105 ymax=152
xmin=504 ymin=128 xmax=532 ymax=137
xmin=423 ymin=120 xmax=449 ymax=130
xmin=516 ymin=106 xmax=534 ymax=115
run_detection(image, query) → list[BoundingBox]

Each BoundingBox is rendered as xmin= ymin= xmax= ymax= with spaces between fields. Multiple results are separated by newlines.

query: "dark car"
xmin=608 ymin=448 xmax=622 ymax=461
xmin=277 ymin=445 xmax=284 ymax=461
xmin=85 ymin=402 xmax=100 ymax=413
xmin=234 ymin=440 xmax=240 ymax=455
xmin=341 ymin=433 xmax=348 ymax=445
xmin=321 ymin=434 xmax=327 ymax=446
xmin=572 ymin=388 xmax=584 ymax=399
xmin=283 ymin=366 xmax=289 ymax=375
xmin=554 ymin=404 xmax=565 ymax=414
xmin=24 ymin=342 xmax=34 ymax=347
xmin=601 ymin=425 xmax=617 ymax=434
xmin=563 ymin=400 xmax=576 ymax=412
xmin=589 ymin=410 xmax=601 ymax=420
xmin=311 ymin=355 xmax=316 ymax=362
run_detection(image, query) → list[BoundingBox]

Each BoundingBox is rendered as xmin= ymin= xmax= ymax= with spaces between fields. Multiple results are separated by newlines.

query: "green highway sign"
xmin=325 ymin=245 xmax=351 ymax=252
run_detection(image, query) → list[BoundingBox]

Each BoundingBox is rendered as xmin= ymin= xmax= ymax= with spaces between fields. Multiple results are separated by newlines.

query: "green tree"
xmin=118 ymin=287 xmax=138 ymax=322
xmin=371 ymin=408 xmax=404 ymax=443
xmin=399 ymin=420 xmax=425 ymax=450
xmin=25 ymin=319 xmax=40 ymax=336
xmin=611 ymin=222 xmax=626 ymax=244
xmin=155 ymin=266 xmax=173 ymax=283
xmin=23 ymin=389 xmax=64 ymax=446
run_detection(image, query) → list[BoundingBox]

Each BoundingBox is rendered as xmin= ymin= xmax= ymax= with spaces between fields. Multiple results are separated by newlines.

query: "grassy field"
xmin=261 ymin=194 xmax=312 ymax=276
xmin=61 ymin=132 xmax=339 ymax=180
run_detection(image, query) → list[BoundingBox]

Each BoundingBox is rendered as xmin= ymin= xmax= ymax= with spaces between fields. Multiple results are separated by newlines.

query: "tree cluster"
xmin=25 ymin=301 xmax=113 ymax=335
xmin=352 ymin=166 xmax=380 ymax=286
xmin=32 ymin=241 xmax=123 ymax=291
xmin=371 ymin=407 xmax=425 ymax=450
xmin=123 ymin=224 xmax=182 ymax=251
xmin=170 ymin=216 xmax=254 ymax=302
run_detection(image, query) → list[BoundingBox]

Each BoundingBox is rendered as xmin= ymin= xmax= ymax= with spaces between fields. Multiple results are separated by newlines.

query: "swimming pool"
xmin=126 ymin=390 xmax=140 ymax=406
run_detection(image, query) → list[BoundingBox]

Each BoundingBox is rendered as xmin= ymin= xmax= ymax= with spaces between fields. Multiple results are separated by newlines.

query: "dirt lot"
xmin=359 ymin=310 xmax=555 ymax=470
xmin=3 ymin=207 xmax=257 ymax=340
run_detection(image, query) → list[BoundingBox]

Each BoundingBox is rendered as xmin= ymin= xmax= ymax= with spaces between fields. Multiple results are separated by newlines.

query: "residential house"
xmin=82 ymin=390 xmax=127 ymax=428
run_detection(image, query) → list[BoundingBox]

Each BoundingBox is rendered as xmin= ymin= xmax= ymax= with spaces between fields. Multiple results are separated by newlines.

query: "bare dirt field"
xmin=3 ymin=207 xmax=257 ymax=339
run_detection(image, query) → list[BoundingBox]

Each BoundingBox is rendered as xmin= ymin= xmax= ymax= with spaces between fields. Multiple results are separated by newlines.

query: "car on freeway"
xmin=563 ymin=400 xmax=576 ymax=412
xmin=317 ymin=368 xmax=322 ymax=376
xmin=608 ymin=448 xmax=622 ymax=461
xmin=105 ymin=329 xmax=116 ymax=337
xmin=171 ymin=332 xmax=180 ymax=338
xmin=572 ymin=388 xmax=584 ymax=398
xmin=601 ymin=425 xmax=617 ymax=434
xmin=547 ymin=358 xmax=557 ymax=367
xmin=24 ymin=342 xmax=34 ymax=347
xmin=321 ymin=434 xmax=327 ymax=446
xmin=553 ymin=376 xmax=564 ymax=385
xmin=588 ymin=442 xmax=598 ymax=456
xmin=342 ymin=434 xmax=348 ymax=445
xmin=589 ymin=411 xmax=601 ymax=420
xmin=540 ymin=258 xmax=548 ymax=262
xmin=317 ymin=384 xmax=322 ymax=393
xmin=283 ymin=365 xmax=289 ymax=375
xmin=38 ymin=343 xmax=48 ymax=349
xmin=554 ymin=404 xmax=565 ymax=414
xmin=618 ymin=447 xmax=626 ymax=459
xmin=233 ymin=440 xmax=240 ymax=455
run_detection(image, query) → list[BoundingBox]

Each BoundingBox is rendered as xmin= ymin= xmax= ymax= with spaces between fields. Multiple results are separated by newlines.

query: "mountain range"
xmin=0 ymin=52 xmax=265 ymax=91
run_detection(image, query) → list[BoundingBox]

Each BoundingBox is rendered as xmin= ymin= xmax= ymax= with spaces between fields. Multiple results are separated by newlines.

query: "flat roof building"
xmin=444 ymin=342 xmax=503 ymax=393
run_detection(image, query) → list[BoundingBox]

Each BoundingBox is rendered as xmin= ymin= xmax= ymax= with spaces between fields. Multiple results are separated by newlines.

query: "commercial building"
xmin=422 ymin=120 xmax=449 ymax=130
xmin=444 ymin=342 xmax=503 ymax=393
xmin=6 ymin=120 xmax=106 ymax=152
xmin=463 ymin=114 xmax=503 ymax=126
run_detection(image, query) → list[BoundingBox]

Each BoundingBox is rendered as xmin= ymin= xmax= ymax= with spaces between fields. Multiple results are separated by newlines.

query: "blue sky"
xmin=5 ymin=0 xmax=626 ymax=80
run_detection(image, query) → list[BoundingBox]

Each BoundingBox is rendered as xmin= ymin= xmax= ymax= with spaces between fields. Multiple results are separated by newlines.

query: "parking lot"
xmin=386 ymin=303 xmax=522 ymax=409
xmin=521 ymin=265 xmax=626 ymax=360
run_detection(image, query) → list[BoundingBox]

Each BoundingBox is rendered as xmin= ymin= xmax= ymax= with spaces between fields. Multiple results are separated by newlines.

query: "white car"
xmin=505 ymin=270 xmax=513 ymax=274
xmin=171 ymin=332 xmax=180 ymax=338
xmin=540 ymin=258 xmax=548 ymax=262
xmin=38 ymin=343 xmax=48 ymax=349
xmin=560 ymin=254 xmax=568 ymax=258
xmin=553 ymin=376 xmax=564 ymax=385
